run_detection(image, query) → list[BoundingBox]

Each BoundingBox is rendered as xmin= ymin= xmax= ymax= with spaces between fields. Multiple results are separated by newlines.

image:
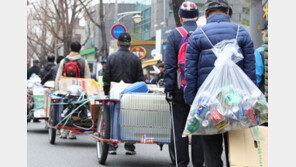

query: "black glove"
xmin=165 ymin=92 xmax=174 ymax=103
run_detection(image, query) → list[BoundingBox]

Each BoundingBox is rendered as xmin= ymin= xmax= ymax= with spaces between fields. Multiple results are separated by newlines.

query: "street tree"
xmin=171 ymin=0 xmax=185 ymax=27
xmin=27 ymin=0 xmax=92 ymax=63
xmin=78 ymin=0 xmax=108 ymax=59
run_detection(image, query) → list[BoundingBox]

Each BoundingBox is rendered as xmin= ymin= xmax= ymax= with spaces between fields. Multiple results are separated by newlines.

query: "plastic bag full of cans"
xmin=183 ymin=39 xmax=268 ymax=136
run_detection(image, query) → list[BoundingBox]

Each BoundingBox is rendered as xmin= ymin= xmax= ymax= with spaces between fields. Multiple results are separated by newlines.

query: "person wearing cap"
xmin=103 ymin=32 xmax=144 ymax=155
xmin=164 ymin=1 xmax=204 ymax=167
xmin=27 ymin=60 xmax=41 ymax=80
xmin=184 ymin=0 xmax=256 ymax=166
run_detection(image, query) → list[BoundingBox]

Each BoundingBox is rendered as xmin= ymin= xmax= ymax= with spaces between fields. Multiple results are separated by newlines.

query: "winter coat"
xmin=184 ymin=14 xmax=256 ymax=105
xmin=55 ymin=52 xmax=91 ymax=90
xmin=41 ymin=64 xmax=59 ymax=85
xmin=264 ymin=29 xmax=268 ymax=101
xmin=27 ymin=66 xmax=40 ymax=80
xmin=103 ymin=48 xmax=144 ymax=95
xmin=164 ymin=21 xmax=198 ymax=98
xmin=39 ymin=62 xmax=56 ymax=80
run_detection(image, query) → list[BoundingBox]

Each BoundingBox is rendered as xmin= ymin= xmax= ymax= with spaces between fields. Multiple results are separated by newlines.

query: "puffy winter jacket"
xmin=164 ymin=21 xmax=198 ymax=97
xmin=184 ymin=14 xmax=256 ymax=105
xmin=27 ymin=66 xmax=40 ymax=80
xmin=39 ymin=62 xmax=56 ymax=80
xmin=103 ymin=48 xmax=144 ymax=95
xmin=41 ymin=64 xmax=59 ymax=85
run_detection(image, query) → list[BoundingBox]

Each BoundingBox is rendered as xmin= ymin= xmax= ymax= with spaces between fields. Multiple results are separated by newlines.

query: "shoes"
xmin=56 ymin=130 xmax=61 ymax=135
xmin=60 ymin=129 xmax=69 ymax=139
xmin=125 ymin=150 xmax=136 ymax=155
xmin=108 ymin=150 xmax=117 ymax=155
xmin=33 ymin=118 xmax=40 ymax=123
xmin=68 ymin=131 xmax=77 ymax=140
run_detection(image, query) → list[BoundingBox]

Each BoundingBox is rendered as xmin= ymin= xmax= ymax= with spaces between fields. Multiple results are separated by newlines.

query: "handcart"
xmin=92 ymin=93 xmax=176 ymax=165
xmin=45 ymin=87 xmax=101 ymax=144
xmin=27 ymin=87 xmax=50 ymax=124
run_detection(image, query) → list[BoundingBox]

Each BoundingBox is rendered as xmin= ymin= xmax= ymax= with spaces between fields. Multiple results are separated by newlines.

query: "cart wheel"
xmin=96 ymin=107 xmax=110 ymax=165
xmin=168 ymin=142 xmax=176 ymax=165
xmin=48 ymin=106 xmax=57 ymax=144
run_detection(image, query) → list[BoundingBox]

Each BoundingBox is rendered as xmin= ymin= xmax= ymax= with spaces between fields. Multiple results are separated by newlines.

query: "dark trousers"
xmin=171 ymin=97 xmax=204 ymax=167
xmin=201 ymin=134 xmax=223 ymax=167
xmin=109 ymin=143 xmax=135 ymax=151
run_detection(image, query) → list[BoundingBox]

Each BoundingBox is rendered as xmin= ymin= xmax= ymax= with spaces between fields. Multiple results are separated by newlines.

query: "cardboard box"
xmin=59 ymin=77 xmax=103 ymax=96
xmin=229 ymin=126 xmax=268 ymax=167
xmin=44 ymin=89 xmax=54 ymax=118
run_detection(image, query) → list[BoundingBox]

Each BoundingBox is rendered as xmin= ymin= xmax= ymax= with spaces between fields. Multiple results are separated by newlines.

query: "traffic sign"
xmin=131 ymin=46 xmax=146 ymax=59
xmin=111 ymin=24 xmax=127 ymax=39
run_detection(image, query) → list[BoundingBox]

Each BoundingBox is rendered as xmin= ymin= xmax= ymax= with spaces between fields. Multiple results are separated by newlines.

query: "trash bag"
xmin=183 ymin=39 xmax=268 ymax=136
xmin=27 ymin=73 xmax=42 ymax=90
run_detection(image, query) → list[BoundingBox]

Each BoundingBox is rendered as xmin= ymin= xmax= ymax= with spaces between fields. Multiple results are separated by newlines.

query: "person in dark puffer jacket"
xmin=184 ymin=0 xmax=256 ymax=167
xmin=41 ymin=56 xmax=64 ymax=85
xmin=164 ymin=2 xmax=204 ymax=167
xmin=39 ymin=54 xmax=56 ymax=80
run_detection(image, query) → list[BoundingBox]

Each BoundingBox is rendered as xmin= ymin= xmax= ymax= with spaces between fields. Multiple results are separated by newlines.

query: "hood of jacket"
xmin=65 ymin=52 xmax=83 ymax=60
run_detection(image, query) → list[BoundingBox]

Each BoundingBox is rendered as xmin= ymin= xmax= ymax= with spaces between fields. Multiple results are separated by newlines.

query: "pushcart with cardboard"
xmin=45 ymin=77 xmax=103 ymax=144
xmin=92 ymin=93 xmax=176 ymax=165
xmin=45 ymin=91 xmax=101 ymax=144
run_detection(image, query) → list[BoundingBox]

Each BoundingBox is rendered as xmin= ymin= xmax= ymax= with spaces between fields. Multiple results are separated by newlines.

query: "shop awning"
xmin=142 ymin=58 xmax=161 ymax=68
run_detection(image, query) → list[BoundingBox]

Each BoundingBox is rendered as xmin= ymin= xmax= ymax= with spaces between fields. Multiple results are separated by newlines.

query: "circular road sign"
xmin=131 ymin=46 xmax=146 ymax=59
xmin=111 ymin=24 xmax=127 ymax=39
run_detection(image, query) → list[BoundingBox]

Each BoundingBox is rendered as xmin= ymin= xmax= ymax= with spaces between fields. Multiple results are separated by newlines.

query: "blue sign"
xmin=111 ymin=24 xmax=127 ymax=39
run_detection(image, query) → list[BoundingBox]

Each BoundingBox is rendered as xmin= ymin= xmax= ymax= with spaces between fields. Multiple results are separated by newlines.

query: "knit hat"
xmin=178 ymin=1 xmax=199 ymax=18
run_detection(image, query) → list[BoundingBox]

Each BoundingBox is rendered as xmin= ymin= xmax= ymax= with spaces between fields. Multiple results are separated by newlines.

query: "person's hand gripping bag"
xmin=183 ymin=38 xmax=268 ymax=136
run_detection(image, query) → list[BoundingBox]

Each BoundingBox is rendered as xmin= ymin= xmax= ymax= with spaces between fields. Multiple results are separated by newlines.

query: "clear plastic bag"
xmin=183 ymin=39 xmax=268 ymax=136
xmin=27 ymin=73 xmax=42 ymax=90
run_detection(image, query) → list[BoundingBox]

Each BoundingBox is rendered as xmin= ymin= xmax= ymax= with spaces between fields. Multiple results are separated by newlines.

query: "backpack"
xmin=176 ymin=26 xmax=199 ymax=91
xmin=62 ymin=58 xmax=85 ymax=78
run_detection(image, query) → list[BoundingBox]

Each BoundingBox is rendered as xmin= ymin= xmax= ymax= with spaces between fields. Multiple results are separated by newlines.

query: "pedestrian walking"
xmin=164 ymin=1 xmax=204 ymax=167
xmin=27 ymin=60 xmax=41 ymax=80
xmin=155 ymin=63 xmax=164 ymax=87
xmin=55 ymin=41 xmax=91 ymax=139
xmin=41 ymin=56 xmax=64 ymax=85
xmin=184 ymin=0 xmax=256 ymax=166
xmin=98 ymin=59 xmax=107 ymax=77
xmin=103 ymin=32 xmax=144 ymax=155
xmin=39 ymin=54 xmax=56 ymax=80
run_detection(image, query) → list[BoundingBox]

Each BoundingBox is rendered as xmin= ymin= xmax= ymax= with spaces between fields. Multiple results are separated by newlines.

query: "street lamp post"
xmin=115 ymin=11 xmax=142 ymax=23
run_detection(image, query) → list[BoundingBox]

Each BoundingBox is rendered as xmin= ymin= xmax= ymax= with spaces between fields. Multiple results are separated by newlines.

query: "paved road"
xmin=27 ymin=121 xmax=227 ymax=167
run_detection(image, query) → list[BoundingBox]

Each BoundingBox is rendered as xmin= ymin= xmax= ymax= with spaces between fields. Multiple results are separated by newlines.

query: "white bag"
xmin=183 ymin=26 xmax=268 ymax=136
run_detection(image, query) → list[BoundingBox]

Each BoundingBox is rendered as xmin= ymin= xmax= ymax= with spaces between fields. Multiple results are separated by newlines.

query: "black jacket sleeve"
xmin=103 ymin=57 xmax=111 ymax=95
xmin=41 ymin=69 xmax=53 ymax=85
xmin=136 ymin=58 xmax=144 ymax=82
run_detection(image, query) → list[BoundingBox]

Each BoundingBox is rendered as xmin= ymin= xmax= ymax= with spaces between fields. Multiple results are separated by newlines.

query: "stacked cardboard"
xmin=59 ymin=77 xmax=104 ymax=96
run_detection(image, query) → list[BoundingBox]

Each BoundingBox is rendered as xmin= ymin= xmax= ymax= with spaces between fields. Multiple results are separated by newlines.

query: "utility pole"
xmin=250 ymin=0 xmax=264 ymax=48
xmin=115 ymin=0 xmax=118 ymax=23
